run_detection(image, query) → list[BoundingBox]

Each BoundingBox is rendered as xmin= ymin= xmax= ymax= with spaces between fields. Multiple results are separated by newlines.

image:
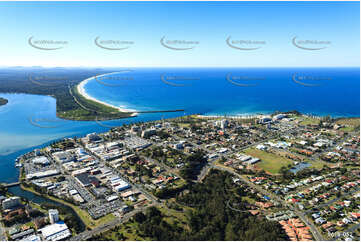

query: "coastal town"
xmin=0 ymin=112 xmax=359 ymax=241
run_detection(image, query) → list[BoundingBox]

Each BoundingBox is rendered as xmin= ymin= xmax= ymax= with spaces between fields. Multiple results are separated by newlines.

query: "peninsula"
xmin=0 ymin=68 xmax=136 ymax=121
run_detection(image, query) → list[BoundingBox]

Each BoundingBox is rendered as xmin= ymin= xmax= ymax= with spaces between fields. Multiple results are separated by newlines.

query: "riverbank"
xmin=57 ymin=84 xmax=136 ymax=121
xmin=19 ymin=183 xmax=115 ymax=229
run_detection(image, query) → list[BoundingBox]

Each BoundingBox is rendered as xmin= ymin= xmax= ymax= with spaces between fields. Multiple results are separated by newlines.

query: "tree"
xmin=134 ymin=212 xmax=146 ymax=223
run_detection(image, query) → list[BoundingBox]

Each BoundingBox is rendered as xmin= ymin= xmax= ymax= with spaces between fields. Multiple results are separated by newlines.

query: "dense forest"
xmin=0 ymin=67 xmax=133 ymax=120
xmin=179 ymin=150 xmax=208 ymax=180
xmin=91 ymin=170 xmax=288 ymax=241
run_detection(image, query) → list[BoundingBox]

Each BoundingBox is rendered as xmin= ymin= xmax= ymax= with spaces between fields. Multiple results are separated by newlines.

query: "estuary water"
xmin=0 ymin=67 xmax=359 ymax=182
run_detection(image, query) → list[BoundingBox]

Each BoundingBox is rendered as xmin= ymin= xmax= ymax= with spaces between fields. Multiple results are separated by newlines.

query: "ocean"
xmin=84 ymin=67 xmax=360 ymax=117
xmin=0 ymin=67 xmax=359 ymax=182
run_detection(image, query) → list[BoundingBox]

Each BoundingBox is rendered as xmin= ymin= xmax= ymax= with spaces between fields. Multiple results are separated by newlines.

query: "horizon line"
xmin=0 ymin=66 xmax=359 ymax=69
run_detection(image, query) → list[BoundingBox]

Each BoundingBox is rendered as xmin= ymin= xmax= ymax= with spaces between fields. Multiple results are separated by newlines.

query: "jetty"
xmin=0 ymin=182 xmax=20 ymax=188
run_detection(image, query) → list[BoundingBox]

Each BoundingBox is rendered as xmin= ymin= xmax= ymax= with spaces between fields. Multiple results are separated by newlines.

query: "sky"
xmin=0 ymin=1 xmax=359 ymax=67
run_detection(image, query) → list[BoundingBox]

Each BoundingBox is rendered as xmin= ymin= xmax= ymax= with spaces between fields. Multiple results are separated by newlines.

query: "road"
xmin=196 ymin=136 xmax=277 ymax=182
xmin=305 ymin=186 xmax=360 ymax=215
xmin=111 ymin=167 xmax=160 ymax=206
xmin=137 ymin=154 xmax=178 ymax=175
xmin=309 ymin=133 xmax=354 ymax=162
xmin=65 ymin=122 xmax=357 ymax=240
xmin=213 ymin=165 xmax=325 ymax=241
xmin=80 ymin=144 xmax=161 ymax=206
xmin=331 ymin=223 xmax=360 ymax=241
xmin=195 ymin=126 xmax=297 ymax=182
xmin=71 ymin=207 xmax=147 ymax=241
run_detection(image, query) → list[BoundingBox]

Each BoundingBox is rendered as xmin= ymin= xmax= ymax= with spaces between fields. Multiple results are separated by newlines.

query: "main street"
xmin=63 ymin=120 xmax=355 ymax=241
xmin=80 ymin=144 xmax=161 ymax=206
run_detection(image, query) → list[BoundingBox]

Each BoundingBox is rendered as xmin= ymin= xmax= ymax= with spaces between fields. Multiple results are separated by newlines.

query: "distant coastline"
xmin=77 ymin=73 xmax=138 ymax=115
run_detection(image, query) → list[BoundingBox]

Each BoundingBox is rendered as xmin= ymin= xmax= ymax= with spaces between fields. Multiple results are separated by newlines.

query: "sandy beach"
xmin=77 ymin=72 xmax=138 ymax=115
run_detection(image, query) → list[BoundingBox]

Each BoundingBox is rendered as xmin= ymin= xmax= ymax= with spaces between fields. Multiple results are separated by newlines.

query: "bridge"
xmin=0 ymin=182 xmax=20 ymax=188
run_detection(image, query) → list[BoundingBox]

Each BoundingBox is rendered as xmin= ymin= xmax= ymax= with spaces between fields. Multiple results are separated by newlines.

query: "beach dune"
xmin=77 ymin=72 xmax=138 ymax=115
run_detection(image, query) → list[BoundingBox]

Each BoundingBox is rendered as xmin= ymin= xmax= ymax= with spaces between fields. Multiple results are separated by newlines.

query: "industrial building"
xmin=39 ymin=221 xmax=71 ymax=241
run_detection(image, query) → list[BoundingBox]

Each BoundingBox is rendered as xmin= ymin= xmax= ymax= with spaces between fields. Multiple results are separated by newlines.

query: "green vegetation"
xmin=40 ymin=202 xmax=84 ymax=233
xmin=89 ymin=221 xmax=146 ymax=241
xmin=179 ymin=150 xmax=208 ymax=180
xmin=93 ymin=170 xmax=288 ymax=241
xmin=59 ymin=86 xmax=133 ymax=121
xmin=0 ymin=97 xmax=8 ymax=106
xmin=336 ymin=117 xmax=360 ymax=132
xmin=308 ymin=159 xmax=327 ymax=169
xmin=244 ymin=148 xmax=294 ymax=174
xmin=299 ymin=116 xmax=321 ymax=126
xmin=0 ymin=68 xmax=133 ymax=121
xmin=279 ymin=166 xmax=323 ymax=182
xmin=142 ymin=146 xmax=187 ymax=168
xmin=20 ymin=183 xmax=111 ymax=229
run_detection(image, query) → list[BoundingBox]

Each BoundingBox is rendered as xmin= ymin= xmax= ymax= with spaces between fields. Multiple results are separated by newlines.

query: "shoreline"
xmin=77 ymin=72 xmax=138 ymax=115
xmin=1 ymin=111 xmax=358 ymax=183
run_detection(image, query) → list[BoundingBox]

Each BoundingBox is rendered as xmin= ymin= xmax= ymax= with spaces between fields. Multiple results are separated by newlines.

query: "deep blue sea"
xmin=0 ymin=67 xmax=359 ymax=182
xmin=85 ymin=68 xmax=360 ymax=117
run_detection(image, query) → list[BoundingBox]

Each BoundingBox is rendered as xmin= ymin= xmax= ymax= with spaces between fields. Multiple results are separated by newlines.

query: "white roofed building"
xmin=39 ymin=221 xmax=71 ymax=241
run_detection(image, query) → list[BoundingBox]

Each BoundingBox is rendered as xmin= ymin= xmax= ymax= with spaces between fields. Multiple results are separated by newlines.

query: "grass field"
xmin=299 ymin=117 xmax=320 ymax=126
xmin=243 ymin=148 xmax=294 ymax=174
xmin=178 ymin=123 xmax=191 ymax=128
xmin=99 ymin=206 xmax=188 ymax=241
xmin=336 ymin=117 xmax=360 ymax=126
xmin=307 ymin=159 xmax=327 ymax=169
xmin=336 ymin=118 xmax=360 ymax=132
xmin=99 ymin=220 xmax=147 ymax=241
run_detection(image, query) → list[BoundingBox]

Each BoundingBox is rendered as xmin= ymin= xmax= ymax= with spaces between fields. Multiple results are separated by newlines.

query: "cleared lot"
xmin=243 ymin=148 xmax=294 ymax=174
